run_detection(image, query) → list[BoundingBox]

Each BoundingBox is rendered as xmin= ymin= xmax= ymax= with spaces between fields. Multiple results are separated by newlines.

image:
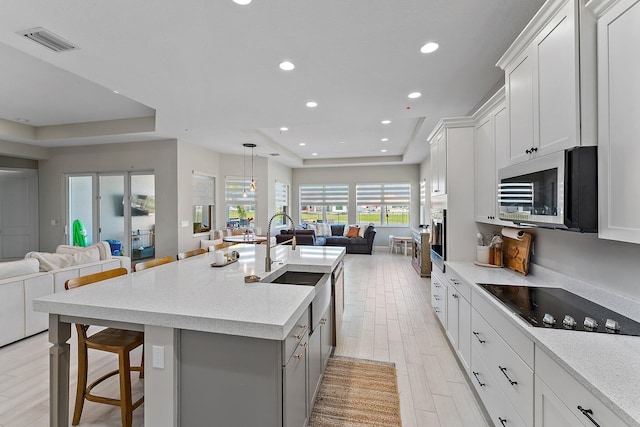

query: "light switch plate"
xmin=181 ymin=220 xmax=189 ymax=228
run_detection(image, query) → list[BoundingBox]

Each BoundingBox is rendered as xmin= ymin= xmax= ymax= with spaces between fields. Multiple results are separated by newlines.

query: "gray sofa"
xmin=276 ymin=224 xmax=376 ymax=254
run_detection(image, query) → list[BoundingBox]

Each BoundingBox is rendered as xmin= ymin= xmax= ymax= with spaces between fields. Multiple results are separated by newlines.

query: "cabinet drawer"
xmin=431 ymin=275 xmax=447 ymax=327
xmin=535 ymin=349 xmax=628 ymax=427
xmin=446 ymin=269 xmax=471 ymax=301
xmin=283 ymin=307 xmax=310 ymax=363
xmin=472 ymin=308 xmax=533 ymax=426
xmin=472 ymin=287 xmax=534 ymax=368
xmin=471 ymin=350 xmax=528 ymax=427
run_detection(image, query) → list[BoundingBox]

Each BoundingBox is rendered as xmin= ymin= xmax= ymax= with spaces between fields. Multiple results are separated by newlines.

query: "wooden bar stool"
xmin=65 ymin=268 xmax=144 ymax=427
xmin=133 ymin=255 xmax=174 ymax=272
xmin=177 ymin=248 xmax=206 ymax=260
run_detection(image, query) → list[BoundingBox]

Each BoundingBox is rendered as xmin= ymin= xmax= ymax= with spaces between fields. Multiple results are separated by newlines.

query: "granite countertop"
xmin=34 ymin=244 xmax=346 ymax=341
xmin=446 ymin=261 xmax=640 ymax=426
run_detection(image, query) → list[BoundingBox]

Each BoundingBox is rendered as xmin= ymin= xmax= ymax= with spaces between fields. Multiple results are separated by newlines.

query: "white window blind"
xmin=193 ymin=174 xmax=215 ymax=205
xmin=420 ymin=180 xmax=426 ymax=205
xmin=275 ymin=181 xmax=289 ymax=208
xmin=356 ymin=183 xmax=411 ymax=205
xmin=300 ymin=184 xmax=349 ymax=206
xmin=225 ymin=176 xmax=256 ymax=204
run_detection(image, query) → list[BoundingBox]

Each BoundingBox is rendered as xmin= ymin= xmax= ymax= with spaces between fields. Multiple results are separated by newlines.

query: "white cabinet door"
xmin=505 ymin=49 xmax=535 ymax=165
xmin=535 ymin=376 xmax=584 ymax=427
xmin=457 ymin=295 xmax=471 ymax=374
xmin=446 ymin=286 xmax=459 ymax=348
xmin=475 ymin=115 xmax=496 ymax=222
xmin=597 ymin=0 xmax=640 ymax=244
xmin=535 ymin=0 xmax=579 ymax=156
xmin=431 ymin=130 xmax=447 ymax=196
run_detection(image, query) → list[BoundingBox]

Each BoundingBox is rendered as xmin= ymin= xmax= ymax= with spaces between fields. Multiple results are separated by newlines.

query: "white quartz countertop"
xmin=34 ymin=244 xmax=345 ymax=341
xmin=446 ymin=261 xmax=640 ymax=426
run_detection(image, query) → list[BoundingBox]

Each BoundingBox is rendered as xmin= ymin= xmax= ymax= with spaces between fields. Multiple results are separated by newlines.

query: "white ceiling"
xmin=0 ymin=0 xmax=545 ymax=167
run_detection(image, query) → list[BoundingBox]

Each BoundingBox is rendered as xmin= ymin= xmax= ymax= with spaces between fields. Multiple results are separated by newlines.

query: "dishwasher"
xmin=331 ymin=260 xmax=344 ymax=346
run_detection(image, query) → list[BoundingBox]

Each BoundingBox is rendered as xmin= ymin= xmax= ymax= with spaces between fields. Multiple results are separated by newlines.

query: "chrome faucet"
xmin=265 ymin=213 xmax=296 ymax=272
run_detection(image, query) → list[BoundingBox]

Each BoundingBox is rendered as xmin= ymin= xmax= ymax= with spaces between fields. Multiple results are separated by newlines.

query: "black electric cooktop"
xmin=478 ymin=284 xmax=640 ymax=337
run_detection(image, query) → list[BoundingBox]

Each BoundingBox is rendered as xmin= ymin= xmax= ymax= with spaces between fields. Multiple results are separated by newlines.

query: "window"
xmin=300 ymin=184 xmax=349 ymax=224
xmin=274 ymin=181 xmax=289 ymax=227
xmin=356 ymin=183 xmax=410 ymax=226
xmin=225 ymin=176 xmax=256 ymax=229
xmin=193 ymin=173 xmax=215 ymax=234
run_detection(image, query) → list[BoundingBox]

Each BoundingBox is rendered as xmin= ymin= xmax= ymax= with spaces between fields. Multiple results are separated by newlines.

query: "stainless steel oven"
xmin=429 ymin=208 xmax=446 ymax=272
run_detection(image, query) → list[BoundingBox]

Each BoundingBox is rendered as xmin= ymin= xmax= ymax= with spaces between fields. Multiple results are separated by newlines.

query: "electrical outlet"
xmin=152 ymin=345 xmax=164 ymax=369
xmin=181 ymin=220 xmax=189 ymax=228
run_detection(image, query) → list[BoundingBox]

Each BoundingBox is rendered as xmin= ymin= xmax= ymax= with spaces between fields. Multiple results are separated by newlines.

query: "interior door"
xmin=0 ymin=169 xmax=38 ymax=260
xmin=67 ymin=175 xmax=95 ymax=246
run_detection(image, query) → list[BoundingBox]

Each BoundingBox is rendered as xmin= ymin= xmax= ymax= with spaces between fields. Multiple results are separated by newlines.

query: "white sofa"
xmin=0 ymin=242 xmax=130 ymax=347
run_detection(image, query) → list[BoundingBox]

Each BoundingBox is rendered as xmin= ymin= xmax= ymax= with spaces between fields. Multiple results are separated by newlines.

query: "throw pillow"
xmin=343 ymin=224 xmax=357 ymax=236
xmin=346 ymin=226 xmax=360 ymax=238
xmin=358 ymin=226 xmax=366 ymax=238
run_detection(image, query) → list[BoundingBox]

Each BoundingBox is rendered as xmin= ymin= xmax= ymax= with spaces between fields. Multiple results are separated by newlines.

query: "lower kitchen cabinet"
xmin=431 ymin=269 xmax=447 ymax=328
xmin=284 ymin=329 xmax=309 ymax=427
xmin=445 ymin=271 xmax=471 ymax=373
xmin=308 ymin=301 xmax=333 ymax=409
xmin=535 ymin=349 xmax=628 ymax=427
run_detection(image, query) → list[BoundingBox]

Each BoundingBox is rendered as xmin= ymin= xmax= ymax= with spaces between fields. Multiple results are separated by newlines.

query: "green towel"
xmin=72 ymin=219 xmax=88 ymax=247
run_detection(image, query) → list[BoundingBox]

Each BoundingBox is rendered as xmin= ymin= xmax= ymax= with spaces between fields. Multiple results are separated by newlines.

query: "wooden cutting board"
xmin=502 ymin=232 xmax=533 ymax=276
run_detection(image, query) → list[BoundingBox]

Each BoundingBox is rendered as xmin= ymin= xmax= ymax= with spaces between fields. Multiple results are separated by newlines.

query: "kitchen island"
xmin=34 ymin=244 xmax=346 ymax=427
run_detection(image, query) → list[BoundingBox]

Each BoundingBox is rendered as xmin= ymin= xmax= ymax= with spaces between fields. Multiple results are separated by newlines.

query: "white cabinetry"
xmin=430 ymin=269 xmax=447 ymax=328
xmin=474 ymin=89 xmax=511 ymax=224
xmin=471 ymin=288 xmax=534 ymax=427
xmin=430 ymin=129 xmax=447 ymax=196
xmin=593 ymin=0 xmax=640 ymax=244
xmin=444 ymin=268 xmax=471 ymax=373
xmin=535 ymin=349 xmax=628 ymax=427
xmin=497 ymin=0 xmax=595 ymax=166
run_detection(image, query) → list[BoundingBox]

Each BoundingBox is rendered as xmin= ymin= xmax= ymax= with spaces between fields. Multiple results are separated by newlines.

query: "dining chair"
xmin=177 ymin=248 xmax=206 ymax=260
xmin=133 ymin=255 xmax=174 ymax=272
xmin=64 ymin=268 xmax=143 ymax=427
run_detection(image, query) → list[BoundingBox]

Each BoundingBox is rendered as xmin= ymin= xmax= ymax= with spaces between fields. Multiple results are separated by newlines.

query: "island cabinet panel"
xmin=179 ymin=307 xmax=312 ymax=427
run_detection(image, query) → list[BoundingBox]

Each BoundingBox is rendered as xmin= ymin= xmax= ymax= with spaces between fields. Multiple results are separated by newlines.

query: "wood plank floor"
xmin=0 ymin=250 xmax=489 ymax=426
xmin=334 ymin=251 xmax=491 ymax=427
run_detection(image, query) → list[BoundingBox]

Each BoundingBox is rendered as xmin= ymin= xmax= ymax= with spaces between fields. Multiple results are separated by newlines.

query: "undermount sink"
xmin=265 ymin=271 xmax=325 ymax=286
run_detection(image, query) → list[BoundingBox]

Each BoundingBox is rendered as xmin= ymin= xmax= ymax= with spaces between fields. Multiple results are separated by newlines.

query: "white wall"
xmin=419 ymin=155 xmax=431 ymax=226
xmin=38 ymin=140 xmax=179 ymax=257
xmin=292 ymin=164 xmax=421 ymax=246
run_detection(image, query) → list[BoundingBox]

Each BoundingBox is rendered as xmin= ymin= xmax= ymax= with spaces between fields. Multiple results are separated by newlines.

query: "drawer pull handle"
xmin=499 ymin=366 xmax=517 ymax=385
xmin=294 ymin=352 xmax=304 ymax=359
xmin=434 ymin=308 xmax=440 ymax=313
xmin=577 ymin=406 xmax=601 ymax=427
xmin=434 ymin=295 xmax=440 ymax=301
xmin=473 ymin=331 xmax=485 ymax=344
xmin=320 ymin=318 xmax=327 ymax=325
xmin=300 ymin=342 xmax=308 ymax=348
xmin=452 ymin=293 xmax=459 ymax=299
xmin=294 ymin=325 xmax=308 ymax=339
xmin=434 ymin=283 xmax=440 ymax=288
xmin=472 ymin=371 xmax=485 ymax=387
xmin=499 ymin=417 xmax=507 ymax=426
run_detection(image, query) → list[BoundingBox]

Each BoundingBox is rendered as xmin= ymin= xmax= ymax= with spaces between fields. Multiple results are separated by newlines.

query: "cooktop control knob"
xmin=543 ymin=313 xmax=556 ymax=325
xmin=605 ymin=319 xmax=620 ymax=331
xmin=563 ymin=315 xmax=577 ymax=328
xmin=584 ymin=317 xmax=599 ymax=330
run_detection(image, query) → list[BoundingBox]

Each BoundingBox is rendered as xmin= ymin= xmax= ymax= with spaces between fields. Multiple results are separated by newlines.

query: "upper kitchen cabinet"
xmin=430 ymin=129 xmax=447 ymax=196
xmin=590 ymin=0 xmax=640 ymax=244
xmin=497 ymin=0 xmax=596 ymax=166
xmin=474 ymin=89 xmax=512 ymax=225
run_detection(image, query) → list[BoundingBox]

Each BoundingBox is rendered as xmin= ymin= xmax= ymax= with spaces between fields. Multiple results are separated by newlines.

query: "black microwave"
xmin=498 ymin=146 xmax=597 ymax=232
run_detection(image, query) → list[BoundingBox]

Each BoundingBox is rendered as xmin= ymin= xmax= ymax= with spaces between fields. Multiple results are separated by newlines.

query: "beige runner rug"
xmin=309 ymin=356 xmax=402 ymax=427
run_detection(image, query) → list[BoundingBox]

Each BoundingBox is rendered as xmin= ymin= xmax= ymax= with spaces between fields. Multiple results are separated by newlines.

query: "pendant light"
xmin=241 ymin=144 xmax=248 ymax=198
xmin=244 ymin=143 xmax=257 ymax=193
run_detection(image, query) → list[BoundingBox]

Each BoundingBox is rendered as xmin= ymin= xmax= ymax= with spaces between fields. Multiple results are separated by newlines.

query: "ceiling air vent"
xmin=18 ymin=27 xmax=78 ymax=52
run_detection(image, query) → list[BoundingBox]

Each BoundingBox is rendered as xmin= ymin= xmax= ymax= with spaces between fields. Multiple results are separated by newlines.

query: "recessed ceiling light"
xmin=381 ymin=138 xmax=389 ymax=142
xmin=381 ymin=149 xmax=388 ymax=153
xmin=279 ymin=61 xmax=295 ymax=71
xmin=299 ymin=142 xmax=306 ymax=146
xmin=15 ymin=118 xmax=29 ymax=123
xmin=408 ymin=92 xmax=422 ymax=99
xmin=113 ymin=90 xmax=120 ymax=94
xmin=338 ymin=141 xmax=345 ymax=144
xmin=280 ymin=127 xmax=288 ymax=131
xmin=233 ymin=0 xmax=252 ymax=5
xmin=312 ymin=152 xmax=318 ymax=156
xmin=306 ymin=101 xmax=318 ymax=108
xmin=381 ymin=120 xmax=391 ymax=124
xmin=420 ymin=42 xmax=439 ymax=53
